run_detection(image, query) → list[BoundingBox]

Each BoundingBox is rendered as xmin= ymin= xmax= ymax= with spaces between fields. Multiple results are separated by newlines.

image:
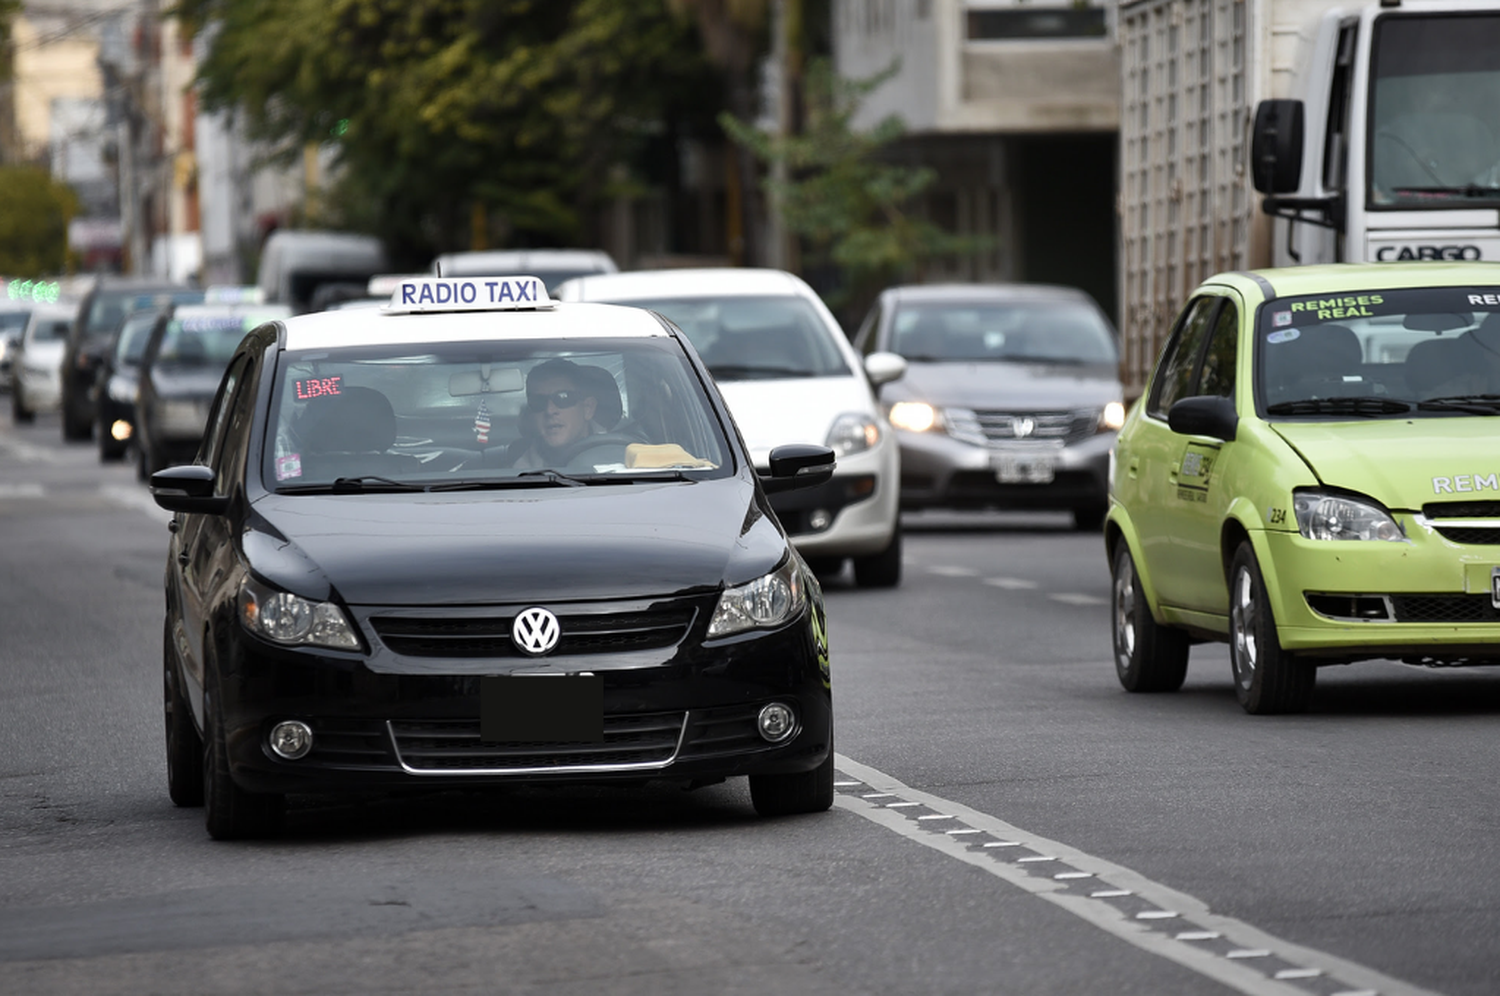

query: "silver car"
xmin=853 ymin=284 xmax=1125 ymax=531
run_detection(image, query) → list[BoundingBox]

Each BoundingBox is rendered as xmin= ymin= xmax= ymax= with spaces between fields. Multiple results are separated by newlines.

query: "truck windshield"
xmin=1255 ymin=287 xmax=1500 ymax=418
xmin=1370 ymin=13 xmax=1500 ymax=206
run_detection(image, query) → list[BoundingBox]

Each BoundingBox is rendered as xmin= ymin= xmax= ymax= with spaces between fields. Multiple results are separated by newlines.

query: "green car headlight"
xmin=239 ymin=576 xmax=362 ymax=650
xmin=708 ymin=557 xmax=806 ymax=638
xmin=1291 ymin=490 xmax=1406 ymax=542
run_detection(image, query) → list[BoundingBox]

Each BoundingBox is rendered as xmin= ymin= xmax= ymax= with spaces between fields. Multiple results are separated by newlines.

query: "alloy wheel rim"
xmin=1114 ymin=556 xmax=1137 ymax=667
xmin=1231 ymin=567 xmax=1257 ymax=687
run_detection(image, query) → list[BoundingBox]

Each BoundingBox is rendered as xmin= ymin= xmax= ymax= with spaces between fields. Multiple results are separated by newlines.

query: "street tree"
xmin=0 ymin=165 xmax=79 ymax=276
xmin=178 ymin=0 xmax=718 ymax=266
xmin=721 ymin=58 xmax=988 ymax=316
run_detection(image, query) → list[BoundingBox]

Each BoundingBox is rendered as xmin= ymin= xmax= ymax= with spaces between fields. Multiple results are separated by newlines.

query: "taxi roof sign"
xmin=385 ymin=276 xmax=555 ymax=314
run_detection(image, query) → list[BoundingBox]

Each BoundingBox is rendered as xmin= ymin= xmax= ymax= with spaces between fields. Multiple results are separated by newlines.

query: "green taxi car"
xmin=1107 ymin=263 xmax=1500 ymax=714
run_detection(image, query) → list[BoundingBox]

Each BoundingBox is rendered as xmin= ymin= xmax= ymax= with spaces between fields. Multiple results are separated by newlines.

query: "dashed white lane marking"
xmin=983 ymin=576 xmax=1039 ymax=590
xmin=928 ymin=565 xmax=979 ymax=577
xmin=1050 ymin=592 xmax=1109 ymax=606
xmin=0 ymin=438 xmax=66 ymax=464
xmin=834 ymin=754 xmax=1442 ymax=996
xmin=0 ymin=482 xmax=46 ymax=498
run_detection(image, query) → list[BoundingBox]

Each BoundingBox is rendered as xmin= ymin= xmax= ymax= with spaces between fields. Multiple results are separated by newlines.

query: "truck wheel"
xmin=1111 ymin=543 xmax=1188 ymax=692
xmin=203 ymin=667 xmax=283 ymax=840
xmin=852 ymin=526 xmax=902 ymax=588
xmin=750 ymin=731 xmax=835 ymax=817
xmin=1228 ymin=543 xmax=1315 ymax=714
xmin=164 ymin=621 xmax=203 ymax=807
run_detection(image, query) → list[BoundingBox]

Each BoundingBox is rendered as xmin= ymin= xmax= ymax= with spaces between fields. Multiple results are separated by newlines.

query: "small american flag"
xmin=474 ymin=399 xmax=491 ymax=443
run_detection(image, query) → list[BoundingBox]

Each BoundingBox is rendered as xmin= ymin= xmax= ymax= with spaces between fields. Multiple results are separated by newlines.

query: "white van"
xmin=256 ymin=230 xmax=387 ymax=314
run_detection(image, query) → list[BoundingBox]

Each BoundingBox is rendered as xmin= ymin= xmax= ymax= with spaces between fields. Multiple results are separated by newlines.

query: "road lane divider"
xmin=832 ymin=754 xmax=1440 ymax=996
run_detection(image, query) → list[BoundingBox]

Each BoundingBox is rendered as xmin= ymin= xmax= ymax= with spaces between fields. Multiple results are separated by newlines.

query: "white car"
xmin=555 ymin=268 xmax=907 ymax=586
xmin=432 ymin=249 xmax=618 ymax=296
xmin=10 ymin=302 xmax=75 ymax=422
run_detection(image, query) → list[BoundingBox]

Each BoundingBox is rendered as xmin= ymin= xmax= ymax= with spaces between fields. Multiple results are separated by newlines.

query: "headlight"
xmin=888 ymin=401 xmax=937 ymax=433
xmin=239 ymin=576 xmax=362 ymax=650
xmin=1100 ymin=401 xmax=1126 ymax=431
xmin=707 ymin=557 xmax=806 ymax=638
xmin=826 ymin=413 xmax=879 ymax=456
xmin=1292 ymin=491 xmax=1406 ymax=542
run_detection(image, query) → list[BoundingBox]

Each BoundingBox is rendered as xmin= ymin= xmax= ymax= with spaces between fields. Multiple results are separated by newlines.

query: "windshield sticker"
xmin=294 ymin=376 xmax=342 ymax=400
xmin=1266 ymin=328 xmax=1300 ymax=344
xmin=1286 ymin=294 xmax=1383 ymax=321
xmin=1272 ymin=311 xmax=1293 ymax=327
xmin=276 ymin=453 xmax=303 ymax=481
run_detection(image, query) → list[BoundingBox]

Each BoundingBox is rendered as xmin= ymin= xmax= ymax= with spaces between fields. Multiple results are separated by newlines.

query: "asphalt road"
xmin=2 ymin=408 xmax=1497 ymax=996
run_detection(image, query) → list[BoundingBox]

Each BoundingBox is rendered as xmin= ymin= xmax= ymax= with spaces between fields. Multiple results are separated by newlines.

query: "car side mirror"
xmin=150 ymin=464 xmax=230 ymax=515
xmin=864 ymin=351 xmax=907 ymax=388
xmin=1167 ymin=396 xmax=1238 ymax=442
xmin=760 ymin=444 xmax=836 ymax=494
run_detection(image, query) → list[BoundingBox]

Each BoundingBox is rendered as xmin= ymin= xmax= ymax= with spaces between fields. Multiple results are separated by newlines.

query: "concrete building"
xmin=834 ymin=0 xmax=1119 ymax=320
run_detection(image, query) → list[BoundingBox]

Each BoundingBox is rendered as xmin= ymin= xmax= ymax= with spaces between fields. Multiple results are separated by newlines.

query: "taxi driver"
xmin=512 ymin=358 xmax=603 ymax=468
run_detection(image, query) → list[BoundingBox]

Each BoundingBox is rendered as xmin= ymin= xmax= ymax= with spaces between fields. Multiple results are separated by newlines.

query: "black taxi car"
xmin=150 ymin=276 xmax=836 ymax=838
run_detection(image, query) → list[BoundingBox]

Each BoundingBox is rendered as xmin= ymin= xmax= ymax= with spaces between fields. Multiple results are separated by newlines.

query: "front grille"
xmin=389 ymin=712 xmax=686 ymax=773
xmin=1391 ymin=595 xmax=1500 ymax=624
xmin=1432 ymin=527 xmax=1500 ymax=545
xmin=1423 ymin=501 xmax=1500 ymax=517
xmin=679 ymin=704 xmax=773 ymax=760
xmin=371 ymin=607 xmax=696 ymax=658
xmin=972 ymin=409 xmax=1097 ymax=446
xmin=303 ymin=718 xmax=394 ymax=767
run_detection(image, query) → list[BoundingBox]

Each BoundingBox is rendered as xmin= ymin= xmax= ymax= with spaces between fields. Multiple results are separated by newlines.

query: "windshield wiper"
xmin=1416 ymin=394 xmax=1500 ymax=415
xmin=275 ymin=475 xmax=425 ymax=495
xmin=706 ymin=363 xmax=813 ymax=379
xmin=1265 ymin=396 xmax=1413 ymax=417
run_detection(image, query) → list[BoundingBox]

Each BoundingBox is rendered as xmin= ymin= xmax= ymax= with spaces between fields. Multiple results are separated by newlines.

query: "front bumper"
xmin=1261 ymin=524 xmax=1500 ymax=664
xmin=769 ymin=437 xmax=899 ymax=558
xmin=896 ymin=428 xmax=1113 ymax=512
xmin=205 ymin=602 xmax=833 ymax=795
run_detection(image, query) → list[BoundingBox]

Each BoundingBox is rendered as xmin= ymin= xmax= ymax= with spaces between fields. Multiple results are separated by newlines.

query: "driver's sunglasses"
xmin=527 ymin=390 xmax=583 ymax=413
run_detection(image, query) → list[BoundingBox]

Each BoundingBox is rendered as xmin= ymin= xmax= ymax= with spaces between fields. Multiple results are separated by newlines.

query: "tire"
xmin=163 ymin=621 xmax=204 ymax=807
xmin=852 ymin=525 xmax=902 ymax=588
xmin=203 ymin=666 xmax=283 ymax=840
xmin=804 ymin=556 xmax=845 ymax=579
xmin=12 ymin=388 xmax=33 ymax=424
xmin=750 ymin=730 xmax=835 ymax=817
xmin=1228 ymin=543 xmax=1315 ymax=714
xmin=1073 ymin=505 xmax=1107 ymax=532
xmin=1111 ymin=543 xmax=1189 ymax=692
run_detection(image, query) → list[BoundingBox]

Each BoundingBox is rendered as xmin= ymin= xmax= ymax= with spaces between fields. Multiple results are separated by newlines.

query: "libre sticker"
xmin=277 ymin=453 xmax=303 ymax=480
xmin=1272 ymin=311 xmax=1294 ymax=327
xmin=1267 ymin=328 xmax=1301 ymax=344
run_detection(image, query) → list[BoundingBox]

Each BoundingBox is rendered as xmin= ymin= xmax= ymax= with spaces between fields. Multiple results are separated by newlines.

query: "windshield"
xmin=1255 ymin=287 xmax=1500 ymax=418
xmin=86 ymin=288 xmax=204 ymax=340
xmin=114 ymin=314 xmax=160 ymax=365
xmin=1369 ymin=13 xmax=1500 ymax=206
xmin=890 ymin=300 xmax=1117 ymax=364
xmin=0 ymin=311 xmax=29 ymax=334
xmin=264 ymin=337 xmax=733 ymax=490
xmin=626 ymin=296 xmax=850 ymax=379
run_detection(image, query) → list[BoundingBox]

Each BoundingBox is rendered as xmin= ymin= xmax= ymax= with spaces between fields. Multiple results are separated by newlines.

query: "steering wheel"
xmin=556 ymin=431 xmax=651 ymax=468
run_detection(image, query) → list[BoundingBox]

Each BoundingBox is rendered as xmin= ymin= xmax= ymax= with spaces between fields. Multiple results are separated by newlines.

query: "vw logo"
xmin=511 ymin=607 xmax=561 ymax=656
xmin=1011 ymin=416 xmax=1036 ymax=439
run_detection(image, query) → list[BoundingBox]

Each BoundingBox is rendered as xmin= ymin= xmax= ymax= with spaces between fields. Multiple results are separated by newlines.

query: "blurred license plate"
xmin=992 ymin=451 xmax=1055 ymax=484
xmin=481 ymin=675 xmax=603 ymax=742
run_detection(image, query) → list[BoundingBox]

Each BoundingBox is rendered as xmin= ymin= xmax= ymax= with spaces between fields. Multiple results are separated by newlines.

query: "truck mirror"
xmin=1251 ymin=100 xmax=1305 ymax=194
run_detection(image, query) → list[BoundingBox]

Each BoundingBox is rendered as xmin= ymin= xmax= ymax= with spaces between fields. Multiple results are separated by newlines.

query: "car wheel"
xmin=164 ymin=621 xmax=204 ymax=807
xmin=804 ymin=556 xmax=845 ymax=579
xmin=62 ymin=402 xmax=91 ymax=441
xmin=12 ymin=387 xmax=33 ymax=423
xmin=1073 ymin=505 xmax=1107 ymax=532
xmin=203 ymin=666 xmax=284 ymax=840
xmin=1228 ymin=543 xmax=1315 ymax=715
xmin=852 ymin=526 xmax=902 ymax=588
xmin=749 ymin=731 xmax=835 ymax=817
xmin=1111 ymin=543 xmax=1189 ymax=692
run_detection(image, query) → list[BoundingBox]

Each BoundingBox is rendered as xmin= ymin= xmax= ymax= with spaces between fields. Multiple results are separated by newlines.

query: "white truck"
xmin=1117 ymin=0 xmax=1500 ymax=395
